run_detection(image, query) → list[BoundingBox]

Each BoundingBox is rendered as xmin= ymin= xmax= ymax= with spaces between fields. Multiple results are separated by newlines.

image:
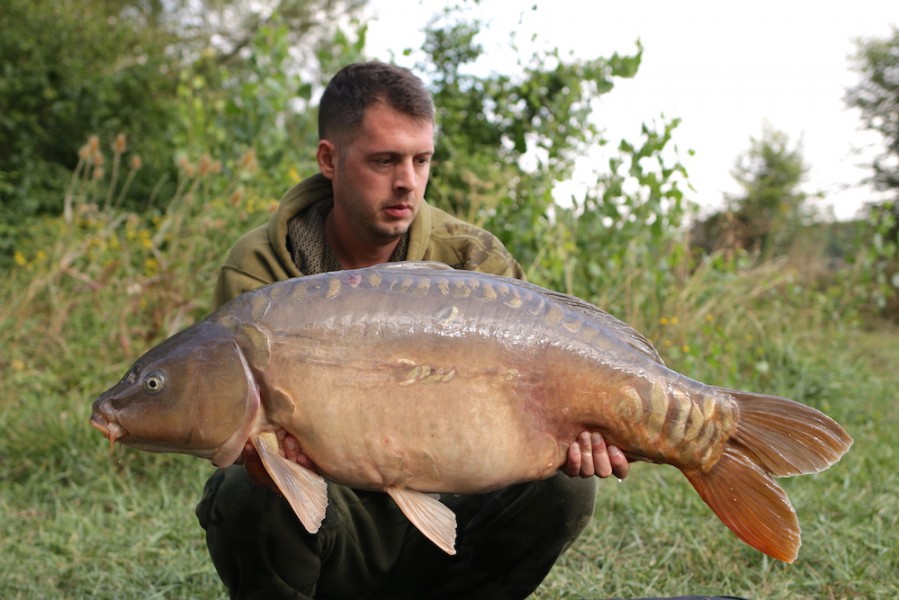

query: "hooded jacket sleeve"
xmin=212 ymin=224 xmax=301 ymax=308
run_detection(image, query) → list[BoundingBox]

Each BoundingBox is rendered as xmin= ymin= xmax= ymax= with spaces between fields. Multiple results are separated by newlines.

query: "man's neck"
xmin=324 ymin=210 xmax=400 ymax=270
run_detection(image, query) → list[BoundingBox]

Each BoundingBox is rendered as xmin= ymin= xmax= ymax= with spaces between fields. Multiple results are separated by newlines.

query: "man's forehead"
xmin=351 ymin=105 xmax=435 ymax=151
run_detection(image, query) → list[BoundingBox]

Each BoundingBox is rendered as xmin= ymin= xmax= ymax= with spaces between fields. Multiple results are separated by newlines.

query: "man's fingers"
xmin=608 ymin=444 xmax=630 ymax=480
xmin=283 ymin=434 xmax=300 ymax=462
xmin=590 ymin=432 xmax=613 ymax=478
xmin=576 ymin=432 xmax=596 ymax=477
xmin=563 ymin=440 xmax=582 ymax=477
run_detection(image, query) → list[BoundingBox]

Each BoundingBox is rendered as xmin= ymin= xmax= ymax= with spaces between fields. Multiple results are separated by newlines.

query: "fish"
xmin=90 ymin=261 xmax=852 ymax=562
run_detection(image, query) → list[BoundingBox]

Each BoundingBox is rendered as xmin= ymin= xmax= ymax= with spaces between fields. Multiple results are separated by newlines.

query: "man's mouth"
xmin=384 ymin=204 xmax=413 ymax=219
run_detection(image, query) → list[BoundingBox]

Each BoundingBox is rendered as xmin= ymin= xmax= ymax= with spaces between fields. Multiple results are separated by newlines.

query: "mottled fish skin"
xmin=91 ymin=262 xmax=853 ymax=562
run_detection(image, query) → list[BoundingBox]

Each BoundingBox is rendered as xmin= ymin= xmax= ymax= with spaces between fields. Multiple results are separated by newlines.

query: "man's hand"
xmin=240 ymin=430 xmax=317 ymax=494
xmin=563 ymin=432 xmax=630 ymax=480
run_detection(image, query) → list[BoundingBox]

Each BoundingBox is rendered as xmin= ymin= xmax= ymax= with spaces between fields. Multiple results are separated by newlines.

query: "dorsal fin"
xmin=514 ymin=280 xmax=665 ymax=365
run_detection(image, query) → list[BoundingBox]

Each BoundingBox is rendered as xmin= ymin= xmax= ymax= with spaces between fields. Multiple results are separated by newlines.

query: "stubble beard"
xmin=345 ymin=195 xmax=412 ymax=246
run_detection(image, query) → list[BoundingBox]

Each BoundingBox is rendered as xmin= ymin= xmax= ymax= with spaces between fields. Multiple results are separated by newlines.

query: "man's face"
xmin=325 ymin=102 xmax=434 ymax=247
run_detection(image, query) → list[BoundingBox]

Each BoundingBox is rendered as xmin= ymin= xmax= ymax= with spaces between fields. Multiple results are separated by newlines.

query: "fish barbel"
xmin=90 ymin=262 xmax=852 ymax=561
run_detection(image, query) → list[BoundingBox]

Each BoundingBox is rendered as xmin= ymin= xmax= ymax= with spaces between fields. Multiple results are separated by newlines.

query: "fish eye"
xmin=143 ymin=371 xmax=166 ymax=394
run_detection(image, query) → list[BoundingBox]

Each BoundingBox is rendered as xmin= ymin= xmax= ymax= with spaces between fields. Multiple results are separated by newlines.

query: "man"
xmin=197 ymin=61 xmax=630 ymax=599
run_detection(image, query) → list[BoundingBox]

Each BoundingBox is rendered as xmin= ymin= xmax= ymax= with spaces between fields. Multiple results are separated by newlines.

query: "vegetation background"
xmin=1 ymin=1 xmax=897 ymax=598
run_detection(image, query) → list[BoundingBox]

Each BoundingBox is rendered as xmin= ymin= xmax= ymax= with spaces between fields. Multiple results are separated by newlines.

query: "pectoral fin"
xmin=386 ymin=486 xmax=457 ymax=555
xmin=252 ymin=432 xmax=328 ymax=534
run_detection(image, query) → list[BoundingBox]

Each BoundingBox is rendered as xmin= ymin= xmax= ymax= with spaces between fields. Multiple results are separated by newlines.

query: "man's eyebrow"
xmin=367 ymin=149 xmax=434 ymax=157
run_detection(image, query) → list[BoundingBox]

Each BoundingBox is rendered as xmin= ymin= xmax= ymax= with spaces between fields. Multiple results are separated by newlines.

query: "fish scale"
xmin=90 ymin=261 xmax=852 ymax=562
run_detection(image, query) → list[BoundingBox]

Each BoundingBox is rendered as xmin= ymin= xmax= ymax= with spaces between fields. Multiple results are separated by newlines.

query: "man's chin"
xmin=372 ymin=221 xmax=412 ymax=241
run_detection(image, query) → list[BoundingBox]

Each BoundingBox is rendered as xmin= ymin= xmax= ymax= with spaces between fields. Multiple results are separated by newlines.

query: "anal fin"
xmin=684 ymin=446 xmax=800 ymax=562
xmin=252 ymin=432 xmax=329 ymax=534
xmin=386 ymin=486 xmax=458 ymax=555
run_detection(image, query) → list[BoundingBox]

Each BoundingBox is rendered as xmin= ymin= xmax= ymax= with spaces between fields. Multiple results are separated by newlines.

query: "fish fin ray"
xmin=726 ymin=388 xmax=853 ymax=476
xmin=252 ymin=432 xmax=328 ymax=534
xmin=684 ymin=448 xmax=800 ymax=563
xmin=386 ymin=487 xmax=457 ymax=555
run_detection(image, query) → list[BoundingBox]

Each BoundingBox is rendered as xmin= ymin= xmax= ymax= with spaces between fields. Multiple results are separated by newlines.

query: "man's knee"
xmin=197 ymin=466 xmax=321 ymax=598
xmin=528 ymin=473 xmax=598 ymax=541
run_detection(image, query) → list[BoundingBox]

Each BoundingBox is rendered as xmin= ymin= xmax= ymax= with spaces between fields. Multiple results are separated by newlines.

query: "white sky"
xmin=363 ymin=0 xmax=897 ymax=220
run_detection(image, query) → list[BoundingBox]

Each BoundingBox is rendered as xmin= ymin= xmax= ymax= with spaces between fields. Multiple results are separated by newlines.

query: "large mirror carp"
xmin=91 ymin=262 xmax=852 ymax=562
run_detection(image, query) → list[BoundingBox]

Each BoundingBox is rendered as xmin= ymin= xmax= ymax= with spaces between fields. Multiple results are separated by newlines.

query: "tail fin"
xmin=684 ymin=389 xmax=853 ymax=563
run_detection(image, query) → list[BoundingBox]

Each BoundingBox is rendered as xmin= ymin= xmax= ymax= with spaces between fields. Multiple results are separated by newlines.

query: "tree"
xmin=846 ymin=28 xmax=899 ymax=319
xmin=845 ymin=26 xmax=899 ymax=200
xmin=415 ymin=9 xmax=693 ymax=320
xmin=724 ymin=126 xmax=811 ymax=257
xmin=415 ymin=14 xmax=646 ymax=259
xmin=0 ymin=0 xmax=366 ymax=223
xmin=0 ymin=0 xmax=180 ymax=219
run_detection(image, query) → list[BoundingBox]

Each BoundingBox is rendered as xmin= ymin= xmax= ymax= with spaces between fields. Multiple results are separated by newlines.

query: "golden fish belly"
xmin=256 ymin=330 xmax=568 ymax=494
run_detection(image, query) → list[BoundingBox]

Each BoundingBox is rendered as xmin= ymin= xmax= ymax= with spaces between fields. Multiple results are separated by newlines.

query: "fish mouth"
xmin=90 ymin=410 xmax=127 ymax=452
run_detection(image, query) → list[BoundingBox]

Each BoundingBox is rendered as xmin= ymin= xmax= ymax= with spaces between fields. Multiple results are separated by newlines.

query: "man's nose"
xmin=394 ymin=159 xmax=417 ymax=191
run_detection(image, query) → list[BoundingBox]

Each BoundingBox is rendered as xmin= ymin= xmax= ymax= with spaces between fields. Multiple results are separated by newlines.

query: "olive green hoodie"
xmin=213 ymin=173 xmax=523 ymax=307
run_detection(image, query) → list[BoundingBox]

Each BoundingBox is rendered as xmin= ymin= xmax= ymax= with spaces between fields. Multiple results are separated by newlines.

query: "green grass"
xmin=1 ymin=203 xmax=896 ymax=598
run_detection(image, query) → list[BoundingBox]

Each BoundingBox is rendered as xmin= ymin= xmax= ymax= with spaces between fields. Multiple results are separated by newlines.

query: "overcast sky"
xmin=363 ymin=0 xmax=897 ymax=220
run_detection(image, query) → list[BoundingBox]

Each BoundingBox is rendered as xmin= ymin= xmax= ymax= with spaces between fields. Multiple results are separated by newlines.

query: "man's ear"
xmin=317 ymin=140 xmax=337 ymax=180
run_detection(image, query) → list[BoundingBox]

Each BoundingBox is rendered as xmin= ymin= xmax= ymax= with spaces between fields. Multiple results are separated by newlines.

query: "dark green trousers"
xmin=196 ymin=465 xmax=597 ymax=599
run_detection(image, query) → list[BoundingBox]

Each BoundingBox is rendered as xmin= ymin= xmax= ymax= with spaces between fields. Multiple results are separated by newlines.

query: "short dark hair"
xmin=318 ymin=61 xmax=435 ymax=144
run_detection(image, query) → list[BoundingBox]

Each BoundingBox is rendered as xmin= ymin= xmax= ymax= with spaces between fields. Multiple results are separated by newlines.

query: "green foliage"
xmin=0 ymin=0 xmax=179 ymax=223
xmin=414 ymin=13 xmax=693 ymax=328
xmin=846 ymin=26 xmax=899 ymax=196
xmin=162 ymin=8 xmax=368 ymax=200
xmin=532 ymin=117 xmax=693 ymax=328
xmin=425 ymin=25 xmax=646 ymax=228
xmin=853 ymin=200 xmax=899 ymax=318
xmin=844 ymin=28 xmax=899 ymax=319
xmin=0 ymin=0 xmax=367 ymax=238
